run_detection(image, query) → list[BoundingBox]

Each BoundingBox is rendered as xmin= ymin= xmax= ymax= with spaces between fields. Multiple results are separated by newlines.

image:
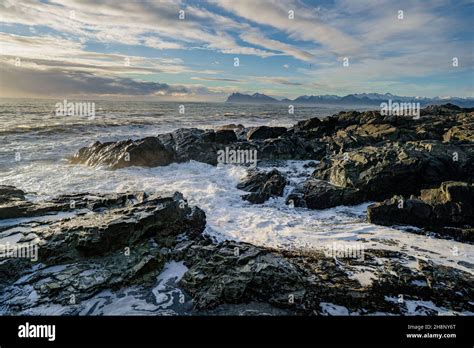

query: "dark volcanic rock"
xmin=1 ymin=239 xmax=168 ymax=307
xmin=287 ymin=178 xmax=362 ymax=209
xmin=0 ymin=190 xmax=147 ymax=220
xmin=70 ymin=137 xmax=175 ymax=169
xmin=288 ymin=107 xmax=474 ymax=209
xmin=70 ymin=127 xmax=319 ymax=169
xmin=246 ymin=126 xmax=287 ymax=140
xmin=0 ymin=189 xmax=206 ymax=280
xmin=69 ymin=104 xmax=473 ymax=172
xmin=312 ymin=141 xmax=474 ymax=204
xmin=1 ymin=186 xmax=473 ymax=315
xmin=157 ymin=128 xmax=219 ymax=165
xmin=368 ymin=181 xmax=474 ymax=242
xmin=176 ymin=240 xmax=474 ymax=314
xmin=5 ymin=103 xmax=474 ymax=315
xmin=237 ymin=169 xmax=287 ymax=204
xmin=293 ymin=117 xmax=323 ymax=131
xmin=178 ymin=240 xmax=309 ymax=310
xmin=38 ymin=192 xmax=206 ymax=264
xmin=215 ymin=129 xmax=237 ymax=143
xmin=0 ymin=185 xmax=25 ymax=203
xmin=292 ymin=106 xmax=473 ymax=150
xmin=0 ymin=195 xmax=59 ymax=220
xmin=71 ymin=128 xmax=228 ymax=168
xmin=0 ymin=187 xmax=207 ymax=312
xmin=258 ymin=135 xmax=326 ymax=161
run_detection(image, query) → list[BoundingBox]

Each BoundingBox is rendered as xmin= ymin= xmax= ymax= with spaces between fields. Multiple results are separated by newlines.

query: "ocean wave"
xmin=0 ymin=120 xmax=161 ymax=136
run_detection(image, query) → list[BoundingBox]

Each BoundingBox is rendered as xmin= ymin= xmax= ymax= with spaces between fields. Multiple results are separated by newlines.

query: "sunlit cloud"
xmin=0 ymin=0 xmax=472 ymax=99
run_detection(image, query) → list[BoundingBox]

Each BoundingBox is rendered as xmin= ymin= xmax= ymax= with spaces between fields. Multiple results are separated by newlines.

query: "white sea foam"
xmin=1 ymin=261 xmax=190 ymax=315
xmin=1 ymin=158 xmax=472 ymax=275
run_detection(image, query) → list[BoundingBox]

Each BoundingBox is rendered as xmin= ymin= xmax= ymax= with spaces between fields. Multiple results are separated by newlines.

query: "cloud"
xmin=191 ymin=77 xmax=242 ymax=82
xmin=0 ymin=64 xmax=190 ymax=97
xmin=213 ymin=0 xmax=361 ymax=55
xmin=0 ymin=32 xmax=189 ymax=75
xmin=240 ymin=30 xmax=313 ymax=61
xmin=142 ymin=38 xmax=183 ymax=50
xmin=254 ymin=76 xmax=303 ymax=86
xmin=0 ymin=0 xmax=273 ymax=58
xmin=0 ymin=0 xmax=324 ymax=61
xmin=0 ymin=0 xmax=472 ymax=98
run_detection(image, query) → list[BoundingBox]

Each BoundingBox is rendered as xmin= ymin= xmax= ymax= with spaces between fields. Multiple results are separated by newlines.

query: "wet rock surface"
xmin=246 ymin=126 xmax=287 ymax=140
xmin=287 ymin=178 xmax=362 ymax=209
xmin=70 ymin=137 xmax=176 ymax=169
xmin=0 ymin=185 xmax=26 ymax=204
xmin=286 ymin=105 xmax=473 ymax=212
xmin=70 ymin=127 xmax=323 ymax=169
xmin=68 ymin=102 xmax=474 ymax=219
xmin=367 ymin=181 xmax=474 ymax=242
xmin=1 ymin=187 xmax=472 ymax=315
xmin=237 ymin=169 xmax=287 ymax=204
xmin=311 ymin=141 xmax=474 ymax=203
xmin=0 ymin=188 xmax=205 ymax=313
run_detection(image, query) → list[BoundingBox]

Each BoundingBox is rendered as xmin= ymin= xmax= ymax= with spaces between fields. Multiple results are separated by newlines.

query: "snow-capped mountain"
xmin=226 ymin=92 xmax=474 ymax=107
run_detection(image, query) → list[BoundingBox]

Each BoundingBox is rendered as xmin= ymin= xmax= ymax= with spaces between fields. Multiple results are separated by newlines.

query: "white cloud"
xmin=213 ymin=0 xmax=361 ymax=55
xmin=0 ymin=0 xmax=471 ymax=98
xmin=241 ymin=30 xmax=313 ymax=61
xmin=0 ymin=33 xmax=189 ymax=75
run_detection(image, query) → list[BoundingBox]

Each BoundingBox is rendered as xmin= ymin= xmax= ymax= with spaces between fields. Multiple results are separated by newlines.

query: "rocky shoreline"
xmin=70 ymin=103 xmax=473 ymax=242
xmin=1 ymin=103 xmax=473 ymax=315
xmin=1 ymin=185 xmax=472 ymax=315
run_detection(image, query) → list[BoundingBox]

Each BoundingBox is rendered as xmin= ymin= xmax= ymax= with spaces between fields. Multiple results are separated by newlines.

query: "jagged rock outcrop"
xmin=70 ymin=137 xmax=176 ymax=169
xmin=1 ymin=187 xmax=472 ymax=315
xmin=0 ymin=185 xmax=25 ymax=203
xmin=237 ymin=169 xmax=287 ymax=204
xmin=157 ymin=128 xmax=221 ymax=165
xmin=246 ymin=126 xmax=287 ymax=140
xmin=291 ymin=106 xmax=474 ymax=151
xmin=367 ymin=181 xmax=474 ymax=242
xmin=215 ymin=129 xmax=238 ymax=143
xmin=0 ymin=189 xmax=205 ymax=288
xmin=69 ymin=104 xmax=473 ymax=171
xmin=285 ymin=141 xmax=473 ymax=211
xmin=302 ymin=141 xmax=474 ymax=208
xmin=176 ymin=240 xmax=474 ymax=314
xmin=2 ymin=104 xmax=474 ymax=316
xmin=286 ymin=178 xmax=362 ymax=209
xmin=178 ymin=240 xmax=309 ymax=310
xmin=70 ymin=128 xmax=323 ymax=169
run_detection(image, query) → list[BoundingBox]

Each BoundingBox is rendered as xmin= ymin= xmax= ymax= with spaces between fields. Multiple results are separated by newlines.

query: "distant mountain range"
xmin=226 ymin=92 xmax=474 ymax=107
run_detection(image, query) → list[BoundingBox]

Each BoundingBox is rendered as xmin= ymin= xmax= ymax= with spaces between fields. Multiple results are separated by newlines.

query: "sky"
xmin=0 ymin=0 xmax=473 ymax=101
